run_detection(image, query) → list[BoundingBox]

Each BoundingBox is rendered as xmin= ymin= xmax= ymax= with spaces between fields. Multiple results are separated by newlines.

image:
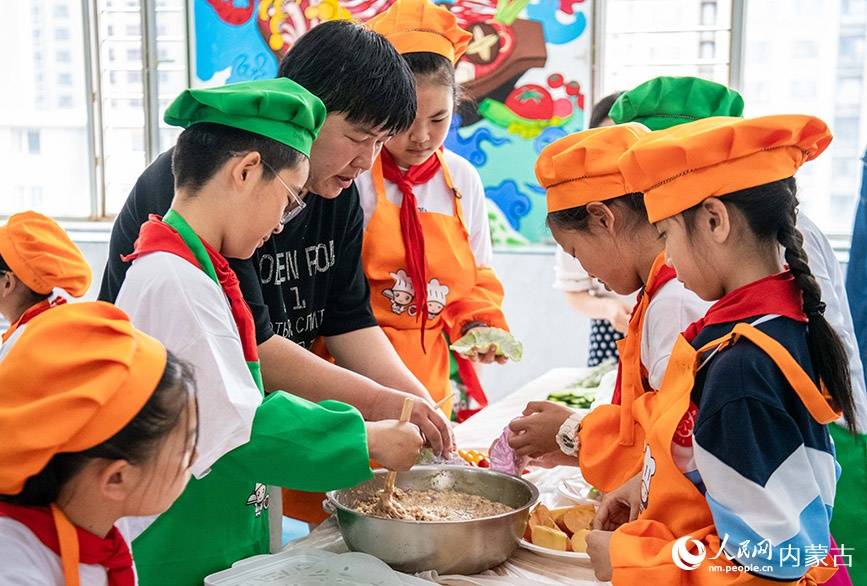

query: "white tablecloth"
xmin=283 ymin=367 xmax=608 ymax=585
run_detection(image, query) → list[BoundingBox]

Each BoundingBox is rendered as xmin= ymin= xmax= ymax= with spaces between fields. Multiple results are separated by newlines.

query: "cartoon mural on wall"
xmin=193 ymin=0 xmax=592 ymax=243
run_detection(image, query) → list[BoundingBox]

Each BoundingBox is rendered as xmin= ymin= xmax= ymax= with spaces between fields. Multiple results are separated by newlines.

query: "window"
xmin=25 ymin=130 xmax=41 ymax=154
xmin=742 ymin=0 xmax=867 ymax=234
xmin=30 ymin=187 xmax=44 ymax=207
xmin=837 ymin=77 xmax=862 ymax=104
xmin=0 ymin=0 xmax=188 ymax=219
xmin=790 ymin=80 xmax=817 ymax=98
xmin=598 ymin=0 xmax=734 ymax=98
xmin=834 ymin=117 xmax=860 ymax=149
xmin=839 ymin=36 xmax=865 ymax=66
xmin=793 ymin=40 xmax=818 ymax=58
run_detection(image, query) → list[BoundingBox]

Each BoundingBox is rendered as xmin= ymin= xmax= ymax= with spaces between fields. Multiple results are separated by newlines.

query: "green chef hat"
xmin=164 ymin=78 xmax=327 ymax=157
xmin=609 ymin=76 xmax=744 ymax=131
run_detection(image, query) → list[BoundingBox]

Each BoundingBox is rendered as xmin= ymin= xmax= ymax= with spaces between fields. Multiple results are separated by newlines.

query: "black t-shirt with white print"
xmin=99 ymin=147 xmax=377 ymax=348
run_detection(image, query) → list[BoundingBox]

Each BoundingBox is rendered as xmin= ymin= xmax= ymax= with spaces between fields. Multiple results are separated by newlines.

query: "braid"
xmin=774 ymin=186 xmax=856 ymax=432
xmin=685 ymin=178 xmax=857 ymax=433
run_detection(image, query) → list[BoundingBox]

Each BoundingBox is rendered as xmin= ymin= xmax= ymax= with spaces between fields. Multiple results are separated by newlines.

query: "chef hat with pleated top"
xmin=609 ymin=76 xmax=745 ymax=131
xmin=366 ymin=0 xmax=472 ymax=64
xmin=0 ymin=301 xmax=168 ymax=495
xmin=536 ymin=123 xmax=651 ymax=213
xmin=0 ymin=211 xmax=92 ymax=297
xmin=619 ymin=114 xmax=832 ymax=223
xmin=164 ymin=78 xmax=326 ymax=157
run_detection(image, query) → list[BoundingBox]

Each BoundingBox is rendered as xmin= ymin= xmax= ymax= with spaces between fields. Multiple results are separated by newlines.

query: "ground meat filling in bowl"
xmin=356 ymin=488 xmax=514 ymax=521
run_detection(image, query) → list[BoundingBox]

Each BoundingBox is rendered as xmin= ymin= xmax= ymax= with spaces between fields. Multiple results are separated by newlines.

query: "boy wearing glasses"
xmin=100 ymin=22 xmax=454 ymax=492
xmin=114 ymin=78 xmax=423 ymax=586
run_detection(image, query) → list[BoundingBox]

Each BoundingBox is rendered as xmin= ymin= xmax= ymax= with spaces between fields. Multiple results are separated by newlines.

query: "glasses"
xmin=261 ymin=160 xmax=306 ymax=225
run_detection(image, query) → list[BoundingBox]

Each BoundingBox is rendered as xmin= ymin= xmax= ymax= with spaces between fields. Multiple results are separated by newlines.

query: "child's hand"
xmin=507 ymin=401 xmax=575 ymax=458
xmin=586 ymin=530 xmax=614 ymax=582
xmin=592 ymin=473 xmax=641 ymax=531
xmin=467 ymin=342 xmax=509 ymax=364
xmin=606 ymin=300 xmax=632 ymax=334
xmin=366 ymin=420 xmax=424 ymax=471
xmin=369 ymin=389 xmax=454 ymax=457
xmin=450 ymin=326 xmax=522 ymax=363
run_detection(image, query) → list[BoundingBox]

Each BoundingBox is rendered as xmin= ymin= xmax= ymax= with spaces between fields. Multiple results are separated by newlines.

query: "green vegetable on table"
xmin=546 ymin=361 xmax=617 ymax=409
xmin=567 ymin=361 xmax=617 ymax=390
xmin=449 ymin=327 xmax=524 ymax=361
xmin=546 ymin=388 xmax=595 ymax=409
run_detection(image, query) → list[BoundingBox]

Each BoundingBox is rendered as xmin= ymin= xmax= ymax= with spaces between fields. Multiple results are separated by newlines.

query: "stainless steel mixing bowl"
xmin=325 ymin=465 xmax=539 ymax=575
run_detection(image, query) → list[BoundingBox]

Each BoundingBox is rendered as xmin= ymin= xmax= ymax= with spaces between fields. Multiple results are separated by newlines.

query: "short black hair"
xmin=547 ymin=192 xmax=645 ymax=232
xmin=171 ymin=122 xmax=305 ymax=193
xmin=1 ymin=352 xmax=197 ymax=505
xmin=0 ymin=254 xmax=50 ymax=304
xmin=403 ymin=52 xmax=466 ymax=105
xmin=278 ymin=20 xmax=416 ymax=135
xmin=589 ymin=91 xmax=624 ymax=129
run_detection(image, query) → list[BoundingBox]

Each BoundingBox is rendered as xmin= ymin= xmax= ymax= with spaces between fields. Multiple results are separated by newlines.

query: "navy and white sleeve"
xmin=693 ymin=374 xmax=839 ymax=580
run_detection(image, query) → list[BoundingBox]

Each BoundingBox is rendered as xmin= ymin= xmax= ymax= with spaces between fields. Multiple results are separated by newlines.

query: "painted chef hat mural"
xmin=194 ymin=0 xmax=591 ymax=243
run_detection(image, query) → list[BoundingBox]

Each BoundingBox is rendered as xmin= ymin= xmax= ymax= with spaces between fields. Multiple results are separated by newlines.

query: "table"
xmin=283 ymin=367 xmax=608 ymax=585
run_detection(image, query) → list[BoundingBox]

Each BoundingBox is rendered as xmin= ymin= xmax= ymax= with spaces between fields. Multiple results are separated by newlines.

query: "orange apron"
xmin=609 ymin=320 xmax=840 ymax=584
xmin=578 ymin=252 xmax=673 ymax=492
xmin=361 ymin=150 xmax=508 ymax=415
xmin=282 ymin=152 xmax=508 ymax=525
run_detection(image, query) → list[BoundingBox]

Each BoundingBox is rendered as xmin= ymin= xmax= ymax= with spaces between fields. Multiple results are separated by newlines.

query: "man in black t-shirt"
xmin=100 ymin=21 xmax=452 ymax=455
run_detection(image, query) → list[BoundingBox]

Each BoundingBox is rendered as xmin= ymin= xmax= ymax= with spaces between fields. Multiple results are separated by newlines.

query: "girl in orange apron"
xmin=0 ymin=211 xmax=92 ymax=357
xmin=359 ymin=0 xmax=516 ymax=417
xmin=0 ymin=302 xmax=198 ymax=586
xmin=507 ymin=123 xmax=710 ymax=493
xmin=585 ymin=115 xmax=857 ymax=584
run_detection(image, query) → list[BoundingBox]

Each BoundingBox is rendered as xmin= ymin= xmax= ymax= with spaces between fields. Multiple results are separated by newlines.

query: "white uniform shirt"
xmin=553 ymin=245 xmax=707 ymax=387
xmin=0 ymin=517 xmax=109 ymax=586
xmin=356 ymin=149 xmax=494 ymax=267
xmin=115 ymin=252 xmax=262 ymax=541
xmin=641 ymin=279 xmax=712 ymax=389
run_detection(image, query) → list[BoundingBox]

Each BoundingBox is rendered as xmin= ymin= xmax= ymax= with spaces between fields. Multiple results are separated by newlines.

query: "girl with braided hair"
xmin=584 ymin=114 xmax=856 ymax=585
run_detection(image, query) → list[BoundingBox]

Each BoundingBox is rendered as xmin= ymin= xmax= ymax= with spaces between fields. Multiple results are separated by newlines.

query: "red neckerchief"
xmin=380 ymin=147 xmax=442 ymax=351
xmin=682 ymin=271 xmax=807 ymax=343
xmin=0 ymin=503 xmax=134 ymax=586
xmin=672 ymin=271 xmax=808 ymax=449
xmin=123 ymin=215 xmax=258 ymax=363
xmin=1 ymin=297 xmax=68 ymax=343
xmin=454 ymin=354 xmax=489 ymax=422
xmin=610 ymin=263 xmax=677 ymax=405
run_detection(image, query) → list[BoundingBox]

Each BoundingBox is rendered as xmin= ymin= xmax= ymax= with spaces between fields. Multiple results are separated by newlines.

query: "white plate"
xmin=519 ymin=538 xmax=590 ymax=561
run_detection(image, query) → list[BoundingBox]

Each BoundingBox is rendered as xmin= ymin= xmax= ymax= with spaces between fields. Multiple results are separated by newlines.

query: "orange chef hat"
xmin=0 ymin=211 xmax=92 ymax=297
xmin=366 ymin=0 xmax=472 ymax=63
xmin=617 ymin=115 xmax=832 ymax=223
xmin=0 ymin=301 xmax=167 ymax=495
xmin=536 ymin=123 xmax=651 ymax=213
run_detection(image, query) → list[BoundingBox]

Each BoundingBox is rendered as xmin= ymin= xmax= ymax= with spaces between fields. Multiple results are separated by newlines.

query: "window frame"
xmin=45 ymin=0 xmax=191 ymax=222
xmin=18 ymin=0 xmax=860 ymax=249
